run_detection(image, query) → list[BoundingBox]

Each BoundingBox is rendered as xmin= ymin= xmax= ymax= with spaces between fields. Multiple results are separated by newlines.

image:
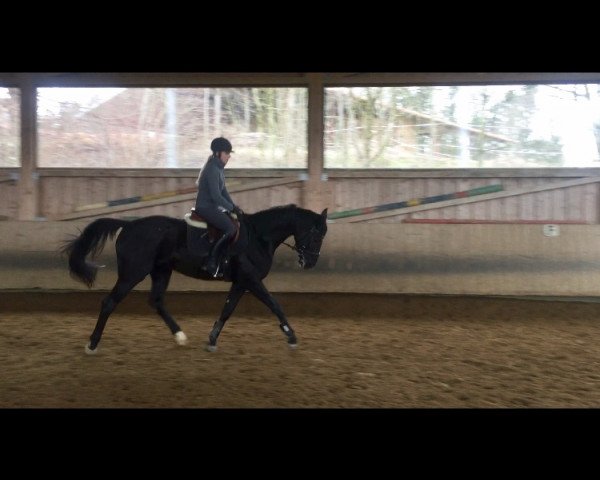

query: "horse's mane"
xmin=247 ymin=204 xmax=298 ymax=233
xmin=254 ymin=203 xmax=298 ymax=215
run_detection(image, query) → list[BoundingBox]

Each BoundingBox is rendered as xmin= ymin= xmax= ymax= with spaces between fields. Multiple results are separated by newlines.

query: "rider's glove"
xmin=232 ymin=205 xmax=244 ymax=216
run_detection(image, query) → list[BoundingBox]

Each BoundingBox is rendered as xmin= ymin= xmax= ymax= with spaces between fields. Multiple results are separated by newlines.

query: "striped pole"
xmin=327 ymin=184 xmax=503 ymax=220
xmin=73 ymin=179 xmax=237 ymax=213
xmin=74 ymin=186 xmax=200 ymax=212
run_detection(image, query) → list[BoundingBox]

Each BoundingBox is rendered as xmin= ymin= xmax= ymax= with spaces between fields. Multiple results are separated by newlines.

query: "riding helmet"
xmin=210 ymin=137 xmax=233 ymax=154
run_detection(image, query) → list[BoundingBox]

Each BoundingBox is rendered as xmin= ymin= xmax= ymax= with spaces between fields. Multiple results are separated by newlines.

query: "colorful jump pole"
xmin=74 ymin=186 xmax=200 ymax=212
xmin=327 ymin=184 xmax=503 ymax=220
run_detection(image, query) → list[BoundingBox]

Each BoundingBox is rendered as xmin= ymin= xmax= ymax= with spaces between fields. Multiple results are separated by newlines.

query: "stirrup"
xmin=202 ymin=261 xmax=221 ymax=278
xmin=212 ymin=264 xmax=221 ymax=278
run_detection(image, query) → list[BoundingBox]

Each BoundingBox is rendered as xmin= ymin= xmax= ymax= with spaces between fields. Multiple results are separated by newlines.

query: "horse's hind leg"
xmin=149 ymin=267 xmax=187 ymax=346
xmin=86 ymin=278 xmax=139 ymax=354
xmin=206 ymin=282 xmax=246 ymax=352
xmin=245 ymin=279 xmax=297 ymax=348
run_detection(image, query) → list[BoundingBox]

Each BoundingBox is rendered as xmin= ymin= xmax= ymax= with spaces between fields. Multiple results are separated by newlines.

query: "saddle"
xmin=185 ymin=208 xmax=240 ymax=244
xmin=182 ymin=208 xmax=243 ymax=279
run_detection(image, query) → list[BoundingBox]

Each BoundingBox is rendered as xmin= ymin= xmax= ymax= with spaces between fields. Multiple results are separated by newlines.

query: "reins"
xmin=282 ymin=241 xmax=320 ymax=256
xmin=283 ymin=228 xmax=322 ymax=257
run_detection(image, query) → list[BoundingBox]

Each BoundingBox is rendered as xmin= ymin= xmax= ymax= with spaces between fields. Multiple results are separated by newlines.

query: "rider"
xmin=194 ymin=137 xmax=243 ymax=277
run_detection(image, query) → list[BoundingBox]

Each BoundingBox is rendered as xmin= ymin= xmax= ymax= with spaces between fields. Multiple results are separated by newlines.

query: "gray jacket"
xmin=195 ymin=155 xmax=235 ymax=212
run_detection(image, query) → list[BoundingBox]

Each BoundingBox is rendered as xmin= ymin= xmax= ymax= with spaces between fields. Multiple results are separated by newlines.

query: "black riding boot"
xmin=203 ymin=233 xmax=231 ymax=277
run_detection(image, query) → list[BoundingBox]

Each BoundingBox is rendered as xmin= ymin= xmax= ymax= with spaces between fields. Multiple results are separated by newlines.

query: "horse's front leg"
xmin=206 ymin=282 xmax=246 ymax=352
xmin=245 ymin=279 xmax=297 ymax=348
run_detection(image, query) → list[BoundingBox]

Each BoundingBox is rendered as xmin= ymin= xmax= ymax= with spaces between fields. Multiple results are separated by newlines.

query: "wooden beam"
xmin=322 ymin=72 xmax=600 ymax=86
xmin=5 ymin=72 xmax=600 ymax=88
xmin=54 ymin=177 xmax=303 ymax=220
xmin=33 ymin=167 xmax=600 ymax=180
xmin=303 ymin=73 xmax=328 ymax=212
xmin=307 ymin=73 xmax=324 ymax=182
xmin=13 ymin=72 xmax=311 ymax=88
xmin=324 ymin=168 xmax=600 ymax=179
xmin=17 ymin=79 xmax=38 ymax=220
xmin=37 ymin=167 xmax=306 ymax=178
xmin=332 ymin=176 xmax=600 ymax=223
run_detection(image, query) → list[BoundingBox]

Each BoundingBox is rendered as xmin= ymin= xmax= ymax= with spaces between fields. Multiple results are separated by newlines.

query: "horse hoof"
xmin=288 ymin=343 xmax=298 ymax=349
xmin=84 ymin=342 xmax=98 ymax=355
xmin=206 ymin=343 xmax=217 ymax=352
xmin=174 ymin=331 xmax=188 ymax=346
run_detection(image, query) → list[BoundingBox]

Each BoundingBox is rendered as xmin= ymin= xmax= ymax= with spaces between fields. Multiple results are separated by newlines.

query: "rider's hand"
xmin=233 ymin=205 xmax=244 ymax=216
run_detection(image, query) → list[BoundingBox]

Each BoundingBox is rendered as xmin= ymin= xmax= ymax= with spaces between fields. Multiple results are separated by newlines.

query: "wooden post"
xmin=17 ymin=78 xmax=38 ymax=220
xmin=303 ymin=73 xmax=331 ymax=213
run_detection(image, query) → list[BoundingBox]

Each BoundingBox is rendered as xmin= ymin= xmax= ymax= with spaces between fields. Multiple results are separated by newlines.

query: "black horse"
xmin=61 ymin=204 xmax=328 ymax=354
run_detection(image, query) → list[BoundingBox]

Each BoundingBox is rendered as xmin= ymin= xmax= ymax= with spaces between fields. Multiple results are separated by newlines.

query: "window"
xmin=325 ymin=85 xmax=600 ymax=168
xmin=0 ymin=87 xmax=20 ymax=167
xmin=37 ymin=87 xmax=308 ymax=168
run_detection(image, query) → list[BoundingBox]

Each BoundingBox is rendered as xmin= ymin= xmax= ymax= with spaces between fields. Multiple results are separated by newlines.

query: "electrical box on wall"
xmin=543 ymin=224 xmax=560 ymax=237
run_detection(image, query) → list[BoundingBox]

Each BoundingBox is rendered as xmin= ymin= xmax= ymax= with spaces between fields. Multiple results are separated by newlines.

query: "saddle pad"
xmin=184 ymin=213 xmax=207 ymax=229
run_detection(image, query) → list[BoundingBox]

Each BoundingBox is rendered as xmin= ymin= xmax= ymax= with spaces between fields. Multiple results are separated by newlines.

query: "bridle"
xmin=283 ymin=226 xmax=323 ymax=259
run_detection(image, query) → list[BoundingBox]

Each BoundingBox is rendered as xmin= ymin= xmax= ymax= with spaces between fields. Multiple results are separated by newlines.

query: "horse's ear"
xmin=321 ymin=208 xmax=328 ymax=217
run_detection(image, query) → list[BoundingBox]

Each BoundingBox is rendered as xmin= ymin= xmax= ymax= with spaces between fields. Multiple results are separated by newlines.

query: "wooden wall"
xmin=4 ymin=221 xmax=600 ymax=296
xmin=0 ymin=169 xmax=305 ymax=220
xmin=328 ymin=173 xmax=600 ymax=224
xmin=1 ymin=169 xmax=597 ymax=223
xmin=0 ymin=172 xmax=19 ymax=219
xmin=2 ymin=168 xmax=600 ymax=296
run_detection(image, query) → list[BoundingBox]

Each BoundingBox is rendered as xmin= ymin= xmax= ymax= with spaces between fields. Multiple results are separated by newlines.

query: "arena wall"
xmin=2 ymin=221 xmax=600 ymax=296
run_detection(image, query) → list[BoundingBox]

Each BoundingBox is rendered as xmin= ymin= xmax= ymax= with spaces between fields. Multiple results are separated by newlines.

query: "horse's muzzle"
xmin=298 ymin=254 xmax=306 ymax=269
xmin=298 ymin=251 xmax=319 ymax=269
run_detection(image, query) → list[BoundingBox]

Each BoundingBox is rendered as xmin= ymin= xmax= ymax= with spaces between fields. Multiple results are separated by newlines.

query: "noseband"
xmin=283 ymin=227 xmax=322 ymax=258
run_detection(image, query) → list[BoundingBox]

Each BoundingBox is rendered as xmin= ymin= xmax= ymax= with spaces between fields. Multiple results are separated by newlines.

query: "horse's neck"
xmin=252 ymin=210 xmax=297 ymax=250
xmin=266 ymin=221 xmax=296 ymax=248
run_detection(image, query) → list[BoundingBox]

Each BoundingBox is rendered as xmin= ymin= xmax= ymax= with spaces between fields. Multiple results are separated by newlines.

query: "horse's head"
xmin=293 ymin=208 xmax=328 ymax=269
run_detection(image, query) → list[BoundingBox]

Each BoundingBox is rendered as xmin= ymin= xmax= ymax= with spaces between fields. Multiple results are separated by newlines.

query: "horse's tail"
xmin=60 ymin=218 xmax=129 ymax=288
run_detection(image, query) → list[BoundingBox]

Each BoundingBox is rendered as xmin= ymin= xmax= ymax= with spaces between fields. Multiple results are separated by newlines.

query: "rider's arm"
xmin=221 ymin=184 xmax=235 ymax=210
xmin=204 ymin=164 xmax=235 ymax=211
